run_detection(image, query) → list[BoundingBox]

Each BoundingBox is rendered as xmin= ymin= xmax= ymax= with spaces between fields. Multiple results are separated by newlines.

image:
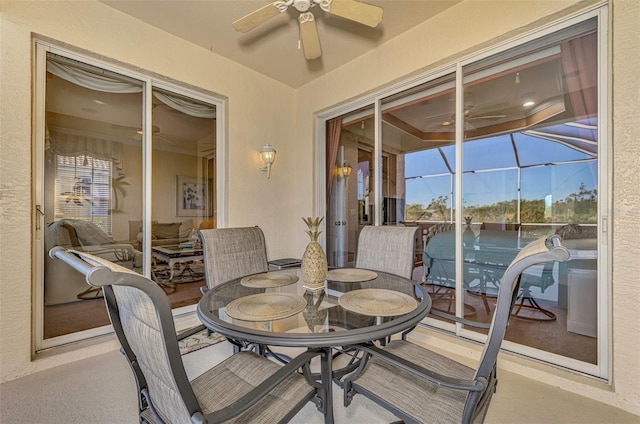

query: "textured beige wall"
xmin=294 ymin=0 xmax=639 ymax=415
xmin=0 ymin=0 xmax=298 ymax=381
xmin=1 ymin=0 xmax=638 ymax=416
xmin=608 ymin=0 xmax=640 ymax=413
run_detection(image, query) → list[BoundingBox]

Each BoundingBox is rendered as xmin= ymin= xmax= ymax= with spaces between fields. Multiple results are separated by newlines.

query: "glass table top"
xmin=197 ymin=267 xmax=431 ymax=348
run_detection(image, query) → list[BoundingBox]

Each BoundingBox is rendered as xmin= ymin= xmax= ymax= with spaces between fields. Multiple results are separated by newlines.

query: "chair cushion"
xmin=353 ymin=340 xmax=476 ymax=423
xmin=192 ymin=351 xmax=315 ymax=423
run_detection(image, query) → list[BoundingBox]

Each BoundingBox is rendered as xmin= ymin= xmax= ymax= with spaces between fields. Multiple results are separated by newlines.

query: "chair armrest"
xmin=428 ymin=309 xmax=491 ymax=329
xmin=196 ymin=350 xmax=323 ymax=423
xmin=348 ymin=343 xmax=487 ymax=393
xmin=83 ymin=243 xmax=137 ymax=256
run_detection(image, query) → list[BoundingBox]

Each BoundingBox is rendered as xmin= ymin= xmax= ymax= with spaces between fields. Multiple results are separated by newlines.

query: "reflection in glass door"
xmin=37 ymin=47 xmax=221 ymax=350
xmin=42 ymin=53 xmax=143 ymax=339
xmin=326 ymin=108 xmax=373 ymax=268
xmin=380 ymin=73 xmax=458 ymax=313
xmin=460 ymin=19 xmax=599 ymax=365
xmin=150 ymin=88 xmax=216 ymax=297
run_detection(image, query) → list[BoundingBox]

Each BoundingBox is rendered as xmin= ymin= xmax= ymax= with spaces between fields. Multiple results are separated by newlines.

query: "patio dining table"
xmin=197 ymin=267 xmax=431 ymax=424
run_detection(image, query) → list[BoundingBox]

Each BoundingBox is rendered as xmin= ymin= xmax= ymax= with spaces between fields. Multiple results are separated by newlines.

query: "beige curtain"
xmin=561 ymin=32 xmax=597 ymax=120
xmin=326 ymin=117 xmax=342 ymax=205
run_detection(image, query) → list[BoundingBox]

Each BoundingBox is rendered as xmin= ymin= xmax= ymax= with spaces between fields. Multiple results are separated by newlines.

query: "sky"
xmin=404 ymin=129 xmax=597 ymax=209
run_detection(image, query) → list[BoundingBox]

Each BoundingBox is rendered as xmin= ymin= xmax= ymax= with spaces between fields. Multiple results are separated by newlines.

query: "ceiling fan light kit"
xmin=233 ymin=0 xmax=383 ymax=60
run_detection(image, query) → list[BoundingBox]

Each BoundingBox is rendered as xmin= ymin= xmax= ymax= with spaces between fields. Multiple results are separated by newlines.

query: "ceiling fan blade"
xmin=468 ymin=114 xmax=508 ymax=121
xmin=232 ymin=3 xmax=283 ymax=33
xmin=153 ymin=135 xmax=177 ymax=146
xmin=325 ymin=0 xmax=383 ymax=28
xmin=299 ymin=12 xmax=322 ymax=60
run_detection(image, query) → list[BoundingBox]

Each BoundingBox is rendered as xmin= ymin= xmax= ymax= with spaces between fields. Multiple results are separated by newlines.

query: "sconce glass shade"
xmin=260 ymin=143 xmax=276 ymax=178
xmin=335 ymin=161 xmax=352 ymax=179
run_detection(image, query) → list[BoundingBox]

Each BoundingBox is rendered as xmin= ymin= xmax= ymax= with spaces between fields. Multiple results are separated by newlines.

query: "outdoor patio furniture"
xmin=341 ymin=235 xmax=570 ymax=424
xmin=50 ymin=247 xmax=321 ymax=424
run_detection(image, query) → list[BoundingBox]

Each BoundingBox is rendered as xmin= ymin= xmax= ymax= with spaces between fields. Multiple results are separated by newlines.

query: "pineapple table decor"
xmin=301 ymin=217 xmax=328 ymax=290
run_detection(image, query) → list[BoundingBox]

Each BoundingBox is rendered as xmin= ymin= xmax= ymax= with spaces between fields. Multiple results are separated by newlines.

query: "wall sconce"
xmin=335 ymin=161 xmax=352 ymax=179
xmin=259 ymin=143 xmax=276 ymax=179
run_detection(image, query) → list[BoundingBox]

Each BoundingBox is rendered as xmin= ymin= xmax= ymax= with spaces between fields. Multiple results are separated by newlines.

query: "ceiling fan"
xmin=440 ymin=108 xmax=508 ymax=128
xmin=421 ymin=92 xmax=507 ymax=130
xmin=111 ymin=124 xmax=177 ymax=145
xmin=232 ymin=0 xmax=383 ymax=60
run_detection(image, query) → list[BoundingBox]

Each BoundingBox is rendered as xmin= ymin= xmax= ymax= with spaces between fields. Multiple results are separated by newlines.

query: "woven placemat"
xmin=225 ymin=293 xmax=307 ymax=321
xmin=326 ymin=268 xmax=378 ymax=283
xmin=240 ymin=272 xmax=299 ymax=288
xmin=338 ymin=288 xmax=417 ymax=317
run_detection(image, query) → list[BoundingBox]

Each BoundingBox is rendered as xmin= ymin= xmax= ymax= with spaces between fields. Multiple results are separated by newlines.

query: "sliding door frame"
xmin=33 ymin=41 xmax=227 ymax=351
xmin=317 ymin=4 xmax=609 ymax=379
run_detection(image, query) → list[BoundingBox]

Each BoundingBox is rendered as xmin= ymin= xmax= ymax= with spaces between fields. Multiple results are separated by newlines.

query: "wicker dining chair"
xmin=50 ymin=247 xmax=322 ymax=424
xmin=341 ymin=235 xmax=569 ymax=424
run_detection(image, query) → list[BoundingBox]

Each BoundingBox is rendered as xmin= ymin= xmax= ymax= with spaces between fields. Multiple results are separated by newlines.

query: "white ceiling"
xmin=99 ymin=0 xmax=462 ymax=88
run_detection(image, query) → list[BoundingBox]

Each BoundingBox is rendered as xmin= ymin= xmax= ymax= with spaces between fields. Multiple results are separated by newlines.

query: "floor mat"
xmin=152 ymin=262 xmax=205 ymax=285
xmin=179 ymin=328 xmax=225 ymax=355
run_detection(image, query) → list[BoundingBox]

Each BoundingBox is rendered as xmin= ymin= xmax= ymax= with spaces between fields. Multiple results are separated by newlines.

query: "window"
xmin=324 ymin=9 xmax=607 ymax=377
xmin=54 ymin=154 xmax=112 ymax=233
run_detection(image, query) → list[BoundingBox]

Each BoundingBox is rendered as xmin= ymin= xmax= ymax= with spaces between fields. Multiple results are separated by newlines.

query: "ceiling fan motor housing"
xmin=293 ymin=0 xmax=312 ymax=12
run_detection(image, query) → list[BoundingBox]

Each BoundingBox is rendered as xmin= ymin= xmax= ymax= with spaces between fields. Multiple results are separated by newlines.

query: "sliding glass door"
xmin=34 ymin=44 xmax=222 ymax=350
xmin=324 ymin=9 xmax=607 ymax=377
xmin=41 ymin=53 xmax=144 ymax=340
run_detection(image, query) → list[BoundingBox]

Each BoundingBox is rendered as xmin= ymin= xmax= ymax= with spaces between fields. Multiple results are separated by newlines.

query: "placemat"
xmin=225 ymin=293 xmax=307 ymax=321
xmin=240 ymin=272 xmax=299 ymax=288
xmin=326 ymin=268 xmax=378 ymax=283
xmin=338 ymin=289 xmax=417 ymax=317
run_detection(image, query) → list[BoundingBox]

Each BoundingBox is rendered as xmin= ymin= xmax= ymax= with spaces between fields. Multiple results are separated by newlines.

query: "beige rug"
xmin=179 ymin=329 xmax=225 ymax=355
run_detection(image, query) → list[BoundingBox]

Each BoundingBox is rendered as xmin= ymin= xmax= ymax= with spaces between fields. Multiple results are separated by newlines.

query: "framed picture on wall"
xmin=176 ymin=175 xmax=210 ymax=216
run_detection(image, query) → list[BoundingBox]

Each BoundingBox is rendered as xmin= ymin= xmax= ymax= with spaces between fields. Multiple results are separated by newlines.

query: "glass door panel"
xmin=43 ymin=53 xmax=143 ymax=338
xmin=150 ymin=88 xmax=216 ymax=307
xmin=380 ymin=73 xmax=458 ymax=311
xmin=326 ymin=106 xmax=373 ymax=268
xmin=461 ymin=19 xmax=599 ymax=365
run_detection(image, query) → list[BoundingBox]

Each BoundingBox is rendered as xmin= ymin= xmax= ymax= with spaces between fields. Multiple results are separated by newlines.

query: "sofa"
xmin=128 ymin=219 xmax=193 ymax=250
xmin=44 ymin=219 xmax=142 ymax=305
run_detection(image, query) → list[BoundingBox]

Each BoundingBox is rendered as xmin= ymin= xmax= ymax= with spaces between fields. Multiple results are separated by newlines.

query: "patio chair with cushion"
xmin=341 ymin=235 xmax=569 ymax=424
xmin=197 ymin=226 xmax=272 ymax=347
xmin=356 ymin=225 xmax=419 ymax=280
xmin=355 ymin=225 xmax=420 ymax=340
xmin=198 ymin=226 xmax=269 ymax=292
xmin=50 ymin=247 xmax=323 ymax=424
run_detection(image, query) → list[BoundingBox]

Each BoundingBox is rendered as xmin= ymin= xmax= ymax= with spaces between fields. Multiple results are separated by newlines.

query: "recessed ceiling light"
xmin=94 ymin=99 xmax=105 ymax=105
xmin=442 ymin=121 xmax=452 ymax=126
xmin=523 ymin=101 xmax=535 ymax=107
